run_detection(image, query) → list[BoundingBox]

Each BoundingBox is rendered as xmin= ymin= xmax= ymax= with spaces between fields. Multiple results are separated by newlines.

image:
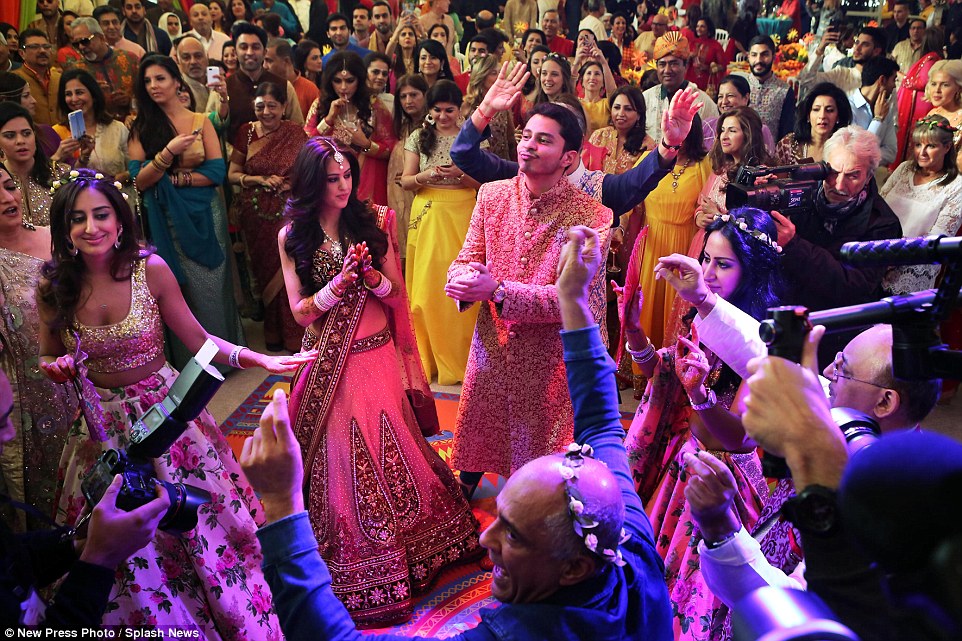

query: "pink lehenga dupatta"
xmin=290 ymin=205 xmax=438 ymax=468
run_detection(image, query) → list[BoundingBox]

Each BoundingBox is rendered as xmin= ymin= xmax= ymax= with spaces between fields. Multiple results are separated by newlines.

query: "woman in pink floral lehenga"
xmin=38 ymin=171 xmax=310 ymax=637
xmin=622 ymin=208 xmax=785 ymax=640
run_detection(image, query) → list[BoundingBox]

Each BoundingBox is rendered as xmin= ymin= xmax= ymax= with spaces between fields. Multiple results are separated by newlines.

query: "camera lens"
xmin=158 ymin=481 xmax=212 ymax=534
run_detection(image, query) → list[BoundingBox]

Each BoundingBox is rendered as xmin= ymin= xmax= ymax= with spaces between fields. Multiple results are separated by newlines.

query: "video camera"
xmin=80 ymin=343 xmax=225 ymax=533
xmin=725 ymin=163 xmax=832 ymax=214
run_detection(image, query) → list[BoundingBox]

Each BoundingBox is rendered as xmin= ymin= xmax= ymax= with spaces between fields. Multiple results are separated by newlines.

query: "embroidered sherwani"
xmin=448 ymin=175 xmax=612 ymax=477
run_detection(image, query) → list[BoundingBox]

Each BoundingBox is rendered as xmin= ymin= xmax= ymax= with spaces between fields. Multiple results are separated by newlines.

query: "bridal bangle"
xmin=313 ymin=281 xmax=343 ymax=312
xmin=365 ymin=273 xmax=392 ymax=298
xmin=229 ymin=346 xmax=247 ymax=369
xmin=626 ymin=340 xmax=656 ymax=365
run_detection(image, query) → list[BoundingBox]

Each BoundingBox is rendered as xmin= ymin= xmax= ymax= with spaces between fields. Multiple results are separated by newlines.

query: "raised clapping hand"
xmin=556 ymin=225 xmax=603 ymax=301
xmin=444 ymin=261 xmax=499 ymax=302
xmin=674 ymin=325 xmax=710 ymax=397
xmin=240 ymin=389 xmax=305 ymax=523
xmin=611 ymin=281 xmax=643 ymax=335
xmin=682 ymin=450 xmax=742 ymax=543
xmin=661 ymin=85 xmax=703 ymax=148
xmin=654 ymin=253 xmax=712 ymax=308
xmin=480 ymin=61 xmax=531 ymax=114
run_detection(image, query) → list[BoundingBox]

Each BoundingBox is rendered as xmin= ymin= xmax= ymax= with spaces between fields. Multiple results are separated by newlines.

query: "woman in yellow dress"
xmin=400 ymin=80 xmax=482 ymax=384
xmin=635 ymin=113 xmax=710 ymax=349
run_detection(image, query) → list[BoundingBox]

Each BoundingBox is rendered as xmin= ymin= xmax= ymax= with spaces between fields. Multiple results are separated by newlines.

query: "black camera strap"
xmin=0 ymin=494 xmax=77 ymax=541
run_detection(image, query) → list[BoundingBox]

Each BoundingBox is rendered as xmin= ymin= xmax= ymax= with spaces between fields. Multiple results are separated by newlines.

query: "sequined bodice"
xmin=62 ymin=260 xmax=165 ymax=374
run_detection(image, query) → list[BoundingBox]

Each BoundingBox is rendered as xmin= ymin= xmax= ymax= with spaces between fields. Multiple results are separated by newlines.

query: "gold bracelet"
xmin=239 ymin=174 xmax=247 ymax=187
xmin=413 ymin=173 xmax=423 ymax=187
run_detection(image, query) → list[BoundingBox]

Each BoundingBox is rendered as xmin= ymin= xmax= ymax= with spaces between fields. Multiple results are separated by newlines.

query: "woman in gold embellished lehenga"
xmin=0 ymin=165 xmax=77 ymax=531
xmin=279 ymin=138 xmax=481 ymax=628
xmin=37 ymin=170 xmax=310 ymax=636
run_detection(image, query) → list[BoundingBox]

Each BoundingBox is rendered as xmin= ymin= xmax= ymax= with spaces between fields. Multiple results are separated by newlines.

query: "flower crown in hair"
xmin=49 ymin=170 xmax=128 ymax=200
xmin=915 ymin=116 xmax=957 ymax=134
xmin=714 ymin=213 xmax=782 ymax=254
xmin=561 ymin=443 xmax=630 ymax=567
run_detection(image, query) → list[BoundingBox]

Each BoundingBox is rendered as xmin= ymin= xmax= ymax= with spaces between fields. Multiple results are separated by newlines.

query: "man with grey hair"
xmin=173 ymin=34 xmax=229 ymax=121
xmin=67 ymin=16 xmax=140 ymax=120
xmin=769 ymin=124 xmax=901 ymax=362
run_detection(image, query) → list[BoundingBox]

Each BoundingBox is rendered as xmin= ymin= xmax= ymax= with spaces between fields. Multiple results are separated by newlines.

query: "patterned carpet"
xmin=220 ymin=375 xmax=503 ymax=637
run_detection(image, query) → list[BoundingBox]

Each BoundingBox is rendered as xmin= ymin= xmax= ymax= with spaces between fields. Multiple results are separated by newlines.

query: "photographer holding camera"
xmin=767 ymin=125 xmax=902 ymax=363
xmin=735 ymin=327 xmax=961 ymax=641
xmin=0 ymin=369 xmax=170 ymax=628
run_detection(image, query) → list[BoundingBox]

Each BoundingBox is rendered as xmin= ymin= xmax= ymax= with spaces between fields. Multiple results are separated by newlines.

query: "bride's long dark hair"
xmin=283 ymin=138 xmax=388 ymax=296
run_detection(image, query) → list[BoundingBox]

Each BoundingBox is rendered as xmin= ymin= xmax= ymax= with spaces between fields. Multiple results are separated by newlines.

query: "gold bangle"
xmin=239 ymin=174 xmax=247 ymax=187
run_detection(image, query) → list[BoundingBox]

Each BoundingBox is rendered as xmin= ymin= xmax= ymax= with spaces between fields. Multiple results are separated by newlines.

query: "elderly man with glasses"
xmin=65 ymin=17 xmax=139 ymax=121
xmin=13 ymin=28 xmax=61 ymax=125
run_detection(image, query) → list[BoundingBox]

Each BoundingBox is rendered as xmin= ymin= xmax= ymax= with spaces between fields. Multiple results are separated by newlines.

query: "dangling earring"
xmin=114 ymin=226 xmax=123 ymax=249
xmin=66 ymin=239 xmax=78 ymax=257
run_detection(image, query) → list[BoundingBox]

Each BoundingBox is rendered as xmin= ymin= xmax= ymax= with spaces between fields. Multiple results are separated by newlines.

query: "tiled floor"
xmin=210 ymin=318 xmax=961 ymax=443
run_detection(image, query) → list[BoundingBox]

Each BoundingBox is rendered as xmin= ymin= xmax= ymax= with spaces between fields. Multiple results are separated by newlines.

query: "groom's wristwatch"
xmin=491 ymin=281 xmax=507 ymax=304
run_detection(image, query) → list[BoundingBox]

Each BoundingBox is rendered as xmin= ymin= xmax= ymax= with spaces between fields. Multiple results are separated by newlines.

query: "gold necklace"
xmin=670 ymin=158 xmax=691 ymax=192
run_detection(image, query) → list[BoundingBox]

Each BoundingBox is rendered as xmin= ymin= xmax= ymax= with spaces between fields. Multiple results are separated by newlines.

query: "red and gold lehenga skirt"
xmin=289 ymin=298 xmax=481 ymax=627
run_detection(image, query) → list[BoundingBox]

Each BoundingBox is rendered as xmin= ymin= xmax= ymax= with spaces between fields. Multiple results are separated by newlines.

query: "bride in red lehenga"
xmin=278 ymin=138 xmax=481 ymax=628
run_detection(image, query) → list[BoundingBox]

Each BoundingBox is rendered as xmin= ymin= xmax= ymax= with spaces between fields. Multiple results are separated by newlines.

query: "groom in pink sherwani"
xmin=445 ymin=86 xmax=704 ymax=495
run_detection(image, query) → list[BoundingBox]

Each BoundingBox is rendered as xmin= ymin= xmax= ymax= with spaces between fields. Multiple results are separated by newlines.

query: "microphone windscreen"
xmin=839 ymin=431 xmax=962 ymax=574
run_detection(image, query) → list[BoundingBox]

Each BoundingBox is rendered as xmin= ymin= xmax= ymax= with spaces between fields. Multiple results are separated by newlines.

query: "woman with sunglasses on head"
xmin=279 ymin=138 xmax=480 ymax=626
xmin=128 ymin=55 xmax=244 ymax=369
xmin=881 ymin=115 xmax=962 ymax=295
xmin=305 ymin=51 xmax=396 ymax=207
xmin=623 ymin=207 xmax=785 ymax=641
xmin=37 ymin=170 xmax=308 ymax=634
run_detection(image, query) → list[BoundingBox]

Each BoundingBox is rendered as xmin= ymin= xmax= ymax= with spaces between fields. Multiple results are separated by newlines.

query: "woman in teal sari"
xmin=128 ymin=55 xmax=244 ymax=369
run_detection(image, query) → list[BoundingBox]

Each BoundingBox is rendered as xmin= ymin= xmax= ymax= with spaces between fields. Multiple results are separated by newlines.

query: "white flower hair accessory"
xmin=561 ymin=442 xmax=630 ymax=567
xmin=49 ymin=170 xmax=130 ymax=200
xmin=712 ymin=213 xmax=783 ymax=254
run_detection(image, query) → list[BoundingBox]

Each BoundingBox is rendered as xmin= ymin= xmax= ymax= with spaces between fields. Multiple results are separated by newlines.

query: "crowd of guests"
xmin=0 ymin=0 xmax=960 ymax=638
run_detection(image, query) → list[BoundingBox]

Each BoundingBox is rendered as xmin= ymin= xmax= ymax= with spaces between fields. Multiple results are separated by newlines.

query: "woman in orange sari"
xmin=228 ymin=82 xmax=308 ymax=352
xmin=279 ymin=138 xmax=480 ymax=627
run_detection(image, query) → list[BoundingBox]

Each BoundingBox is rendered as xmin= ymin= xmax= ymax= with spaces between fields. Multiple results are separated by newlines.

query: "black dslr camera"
xmin=80 ymin=349 xmax=224 ymax=533
xmin=758 ymin=306 xmax=881 ymax=478
xmin=725 ymin=163 xmax=832 ymax=214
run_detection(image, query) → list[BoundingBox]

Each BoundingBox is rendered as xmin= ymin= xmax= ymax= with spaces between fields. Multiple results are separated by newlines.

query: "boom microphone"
xmin=840 ymin=235 xmax=962 ymax=267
